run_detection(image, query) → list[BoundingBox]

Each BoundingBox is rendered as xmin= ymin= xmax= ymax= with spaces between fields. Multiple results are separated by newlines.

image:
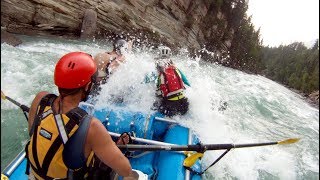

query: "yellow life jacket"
xmin=26 ymin=94 xmax=94 ymax=180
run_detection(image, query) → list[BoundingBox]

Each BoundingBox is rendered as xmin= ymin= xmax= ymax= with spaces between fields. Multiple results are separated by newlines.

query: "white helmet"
xmin=158 ymin=46 xmax=172 ymax=58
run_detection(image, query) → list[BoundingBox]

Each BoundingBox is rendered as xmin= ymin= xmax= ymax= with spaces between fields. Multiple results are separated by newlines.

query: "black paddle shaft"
xmin=117 ymin=141 xmax=279 ymax=152
xmin=5 ymin=96 xmax=30 ymax=112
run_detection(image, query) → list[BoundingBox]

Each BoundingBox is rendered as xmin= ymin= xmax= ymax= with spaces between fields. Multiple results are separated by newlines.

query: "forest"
xmin=208 ymin=0 xmax=319 ymax=95
xmin=261 ymin=41 xmax=319 ymax=94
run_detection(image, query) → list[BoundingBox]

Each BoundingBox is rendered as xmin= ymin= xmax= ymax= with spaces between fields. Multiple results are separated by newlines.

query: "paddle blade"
xmin=278 ymin=138 xmax=300 ymax=145
xmin=1 ymin=174 xmax=9 ymax=180
xmin=183 ymin=153 xmax=203 ymax=168
xmin=1 ymin=91 xmax=7 ymax=100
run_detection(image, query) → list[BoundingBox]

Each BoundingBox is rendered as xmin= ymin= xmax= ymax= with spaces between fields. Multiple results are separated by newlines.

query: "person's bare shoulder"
xmin=94 ymin=52 xmax=112 ymax=67
xmin=88 ymin=117 xmax=105 ymax=130
xmin=31 ymin=91 xmax=50 ymax=110
xmin=37 ymin=91 xmax=50 ymax=98
xmin=94 ymin=52 xmax=107 ymax=58
xmin=87 ymin=117 xmax=112 ymax=143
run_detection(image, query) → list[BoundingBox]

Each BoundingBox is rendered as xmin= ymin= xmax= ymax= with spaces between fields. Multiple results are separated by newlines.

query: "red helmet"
xmin=54 ymin=52 xmax=97 ymax=89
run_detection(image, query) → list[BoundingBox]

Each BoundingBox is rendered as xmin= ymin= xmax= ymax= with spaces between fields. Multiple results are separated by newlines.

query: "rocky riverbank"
xmin=308 ymin=91 xmax=319 ymax=108
xmin=291 ymin=89 xmax=319 ymax=109
xmin=1 ymin=28 xmax=22 ymax=46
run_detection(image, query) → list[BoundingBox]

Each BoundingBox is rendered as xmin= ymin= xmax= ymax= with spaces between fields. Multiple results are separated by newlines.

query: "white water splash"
xmin=1 ymin=36 xmax=319 ymax=179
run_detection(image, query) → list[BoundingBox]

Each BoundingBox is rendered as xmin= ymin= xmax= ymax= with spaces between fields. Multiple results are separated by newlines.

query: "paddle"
xmin=117 ymin=138 xmax=300 ymax=151
xmin=117 ymin=138 xmax=299 ymax=172
xmin=1 ymin=91 xmax=30 ymax=112
xmin=1 ymin=92 xmax=300 ymax=172
xmin=2 ymin=91 xmax=300 ymax=152
xmin=1 ymin=90 xmax=30 ymax=121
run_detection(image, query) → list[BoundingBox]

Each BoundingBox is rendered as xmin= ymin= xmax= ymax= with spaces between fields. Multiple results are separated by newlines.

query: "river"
xmin=1 ymin=35 xmax=318 ymax=180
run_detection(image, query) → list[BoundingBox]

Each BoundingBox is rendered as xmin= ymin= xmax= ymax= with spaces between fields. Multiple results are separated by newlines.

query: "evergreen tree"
xmin=261 ymin=40 xmax=319 ymax=94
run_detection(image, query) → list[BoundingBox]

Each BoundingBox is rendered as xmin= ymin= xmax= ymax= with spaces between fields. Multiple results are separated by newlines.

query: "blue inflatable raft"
xmin=1 ymin=104 xmax=202 ymax=180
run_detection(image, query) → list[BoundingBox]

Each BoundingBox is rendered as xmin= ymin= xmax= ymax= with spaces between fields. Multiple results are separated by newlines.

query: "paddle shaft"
xmin=3 ymin=95 xmax=30 ymax=112
xmin=117 ymin=141 xmax=278 ymax=151
xmin=109 ymin=132 xmax=175 ymax=146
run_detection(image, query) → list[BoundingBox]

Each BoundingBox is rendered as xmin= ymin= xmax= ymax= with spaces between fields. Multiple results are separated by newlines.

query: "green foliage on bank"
xmin=199 ymin=0 xmax=264 ymax=74
xmin=261 ymin=41 xmax=319 ymax=94
xmin=228 ymin=14 xmax=264 ymax=74
xmin=202 ymin=0 xmax=319 ymax=94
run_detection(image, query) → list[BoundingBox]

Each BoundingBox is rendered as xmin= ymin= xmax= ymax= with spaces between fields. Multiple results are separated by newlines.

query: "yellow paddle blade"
xmin=1 ymin=174 xmax=9 ymax=180
xmin=183 ymin=153 xmax=203 ymax=168
xmin=1 ymin=91 xmax=7 ymax=100
xmin=278 ymin=138 xmax=300 ymax=145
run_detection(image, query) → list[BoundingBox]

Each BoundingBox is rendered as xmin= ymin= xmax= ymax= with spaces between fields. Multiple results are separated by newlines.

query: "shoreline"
xmin=290 ymin=88 xmax=319 ymax=109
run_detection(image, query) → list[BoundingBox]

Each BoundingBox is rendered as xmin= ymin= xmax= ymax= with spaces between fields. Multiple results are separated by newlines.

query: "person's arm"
xmin=87 ymin=118 xmax=132 ymax=177
xmin=177 ymin=68 xmax=191 ymax=87
xmin=28 ymin=91 xmax=49 ymax=131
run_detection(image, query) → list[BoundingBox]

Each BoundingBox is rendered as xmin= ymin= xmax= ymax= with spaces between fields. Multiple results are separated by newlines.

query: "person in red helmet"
xmin=26 ymin=52 xmax=133 ymax=179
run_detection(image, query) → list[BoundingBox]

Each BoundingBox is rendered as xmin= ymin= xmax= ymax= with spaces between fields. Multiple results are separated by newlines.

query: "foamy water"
xmin=1 ymin=35 xmax=319 ymax=179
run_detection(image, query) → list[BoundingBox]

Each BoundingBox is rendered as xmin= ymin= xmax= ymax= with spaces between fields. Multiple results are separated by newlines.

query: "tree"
xmin=261 ymin=41 xmax=319 ymax=94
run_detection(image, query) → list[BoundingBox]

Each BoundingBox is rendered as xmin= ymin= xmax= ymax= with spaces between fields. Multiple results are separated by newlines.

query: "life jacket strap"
xmin=167 ymin=94 xmax=185 ymax=101
xmin=29 ymin=94 xmax=57 ymax=137
xmin=54 ymin=114 xmax=69 ymax=144
xmin=166 ymin=92 xmax=185 ymax=100
xmin=166 ymin=89 xmax=184 ymax=97
xmin=29 ymin=162 xmax=54 ymax=180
